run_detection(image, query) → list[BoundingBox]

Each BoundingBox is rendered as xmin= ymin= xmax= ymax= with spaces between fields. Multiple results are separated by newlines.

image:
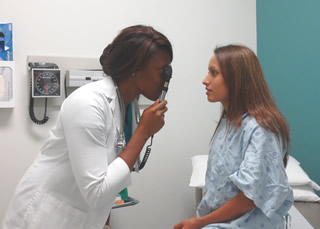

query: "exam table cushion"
xmin=294 ymin=201 xmax=320 ymax=228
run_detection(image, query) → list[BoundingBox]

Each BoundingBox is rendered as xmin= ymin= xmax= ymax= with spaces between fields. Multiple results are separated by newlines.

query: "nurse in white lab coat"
xmin=2 ymin=25 xmax=173 ymax=229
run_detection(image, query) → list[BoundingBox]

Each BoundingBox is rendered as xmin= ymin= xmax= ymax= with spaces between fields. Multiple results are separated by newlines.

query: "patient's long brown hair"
xmin=213 ymin=45 xmax=290 ymax=166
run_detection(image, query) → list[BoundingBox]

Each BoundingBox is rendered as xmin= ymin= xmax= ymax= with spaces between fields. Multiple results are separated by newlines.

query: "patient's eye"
xmin=209 ymin=68 xmax=218 ymax=76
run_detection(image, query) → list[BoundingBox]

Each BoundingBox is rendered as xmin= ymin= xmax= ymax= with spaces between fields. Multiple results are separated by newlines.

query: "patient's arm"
xmin=197 ymin=192 xmax=256 ymax=226
xmin=173 ymin=192 xmax=256 ymax=229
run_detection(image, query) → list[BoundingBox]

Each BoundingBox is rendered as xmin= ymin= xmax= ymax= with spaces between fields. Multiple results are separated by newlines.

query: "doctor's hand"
xmin=138 ymin=99 xmax=168 ymax=137
xmin=119 ymin=100 xmax=167 ymax=170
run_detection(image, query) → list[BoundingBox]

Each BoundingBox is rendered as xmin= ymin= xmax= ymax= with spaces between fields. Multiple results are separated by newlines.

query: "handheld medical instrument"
xmin=138 ymin=64 xmax=172 ymax=170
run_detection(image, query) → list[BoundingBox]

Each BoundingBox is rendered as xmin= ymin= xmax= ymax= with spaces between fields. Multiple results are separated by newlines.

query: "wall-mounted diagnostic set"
xmin=28 ymin=62 xmax=61 ymax=125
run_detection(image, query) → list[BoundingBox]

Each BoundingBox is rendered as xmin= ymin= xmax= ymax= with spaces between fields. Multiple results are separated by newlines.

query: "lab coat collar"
xmin=101 ymin=76 xmax=123 ymax=138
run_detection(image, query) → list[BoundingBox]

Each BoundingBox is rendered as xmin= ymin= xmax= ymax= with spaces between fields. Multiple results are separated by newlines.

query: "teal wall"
xmin=257 ymin=1 xmax=320 ymax=188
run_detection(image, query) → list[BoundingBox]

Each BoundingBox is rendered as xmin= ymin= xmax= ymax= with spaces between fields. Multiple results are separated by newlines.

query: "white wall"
xmin=0 ymin=0 xmax=256 ymax=228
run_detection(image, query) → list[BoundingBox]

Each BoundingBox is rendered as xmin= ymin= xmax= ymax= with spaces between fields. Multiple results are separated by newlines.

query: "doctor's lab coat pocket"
xmin=31 ymin=194 xmax=87 ymax=229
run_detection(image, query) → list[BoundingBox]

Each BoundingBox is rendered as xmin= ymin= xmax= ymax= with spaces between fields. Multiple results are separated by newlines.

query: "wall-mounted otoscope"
xmin=138 ymin=64 xmax=172 ymax=171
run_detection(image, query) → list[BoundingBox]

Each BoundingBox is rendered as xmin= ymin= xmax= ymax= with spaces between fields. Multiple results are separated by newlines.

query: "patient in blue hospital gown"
xmin=173 ymin=45 xmax=293 ymax=229
xmin=197 ymin=114 xmax=293 ymax=228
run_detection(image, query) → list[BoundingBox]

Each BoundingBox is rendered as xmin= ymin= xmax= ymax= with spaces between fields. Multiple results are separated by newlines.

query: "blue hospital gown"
xmin=197 ymin=114 xmax=293 ymax=229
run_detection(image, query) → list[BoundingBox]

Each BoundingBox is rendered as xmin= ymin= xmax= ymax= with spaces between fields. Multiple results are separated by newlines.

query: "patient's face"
xmin=202 ymin=55 xmax=229 ymax=110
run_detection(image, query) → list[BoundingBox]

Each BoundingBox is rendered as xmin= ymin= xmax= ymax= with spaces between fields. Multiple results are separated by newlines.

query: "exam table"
xmin=190 ymin=155 xmax=320 ymax=229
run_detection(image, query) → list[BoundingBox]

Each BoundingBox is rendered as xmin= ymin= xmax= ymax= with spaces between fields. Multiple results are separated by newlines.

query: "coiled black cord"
xmin=64 ymin=75 xmax=69 ymax=98
xmin=29 ymin=79 xmax=49 ymax=125
xmin=138 ymin=135 xmax=153 ymax=170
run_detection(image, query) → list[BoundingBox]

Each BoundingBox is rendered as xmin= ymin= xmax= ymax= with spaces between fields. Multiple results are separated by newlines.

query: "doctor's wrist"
xmin=134 ymin=125 xmax=152 ymax=141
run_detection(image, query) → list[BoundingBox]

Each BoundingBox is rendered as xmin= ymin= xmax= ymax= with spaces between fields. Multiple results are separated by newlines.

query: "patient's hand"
xmin=172 ymin=218 xmax=201 ymax=229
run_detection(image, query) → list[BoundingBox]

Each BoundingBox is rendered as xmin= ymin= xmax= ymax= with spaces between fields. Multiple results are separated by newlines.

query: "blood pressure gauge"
xmin=28 ymin=62 xmax=61 ymax=125
xmin=31 ymin=68 xmax=61 ymax=97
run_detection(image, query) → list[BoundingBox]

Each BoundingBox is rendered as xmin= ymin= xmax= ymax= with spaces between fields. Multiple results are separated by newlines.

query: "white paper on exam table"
xmin=289 ymin=205 xmax=314 ymax=229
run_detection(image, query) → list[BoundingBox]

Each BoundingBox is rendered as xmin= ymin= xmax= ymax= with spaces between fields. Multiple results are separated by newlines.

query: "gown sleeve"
xmin=229 ymin=126 xmax=293 ymax=219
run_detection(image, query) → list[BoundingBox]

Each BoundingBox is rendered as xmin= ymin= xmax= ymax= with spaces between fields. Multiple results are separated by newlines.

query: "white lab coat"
xmin=2 ymin=76 xmax=131 ymax=229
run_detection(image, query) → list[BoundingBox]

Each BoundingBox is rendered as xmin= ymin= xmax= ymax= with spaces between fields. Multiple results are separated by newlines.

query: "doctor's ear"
xmin=130 ymin=71 xmax=142 ymax=78
xmin=131 ymin=71 xmax=142 ymax=79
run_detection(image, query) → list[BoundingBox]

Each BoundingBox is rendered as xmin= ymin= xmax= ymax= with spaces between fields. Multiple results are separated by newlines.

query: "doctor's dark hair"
xmin=100 ymin=25 xmax=173 ymax=82
xmin=213 ymin=45 xmax=290 ymax=166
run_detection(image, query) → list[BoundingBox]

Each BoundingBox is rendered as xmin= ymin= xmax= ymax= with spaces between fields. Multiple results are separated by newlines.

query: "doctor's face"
xmin=203 ymin=55 xmax=229 ymax=110
xmin=136 ymin=49 xmax=171 ymax=101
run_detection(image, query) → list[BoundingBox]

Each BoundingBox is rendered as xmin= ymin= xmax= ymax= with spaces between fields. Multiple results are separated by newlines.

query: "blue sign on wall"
xmin=0 ymin=23 xmax=13 ymax=61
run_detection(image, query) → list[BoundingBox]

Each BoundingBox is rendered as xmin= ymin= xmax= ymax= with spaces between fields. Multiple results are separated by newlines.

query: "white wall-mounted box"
xmin=0 ymin=61 xmax=14 ymax=108
xmin=66 ymin=70 xmax=104 ymax=87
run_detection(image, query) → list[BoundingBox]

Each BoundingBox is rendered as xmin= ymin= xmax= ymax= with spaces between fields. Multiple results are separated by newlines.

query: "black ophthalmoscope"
xmin=138 ymin=65 xmax=172 ymax=170
xmin=159 ymin=65 xmax=172 ymax=101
